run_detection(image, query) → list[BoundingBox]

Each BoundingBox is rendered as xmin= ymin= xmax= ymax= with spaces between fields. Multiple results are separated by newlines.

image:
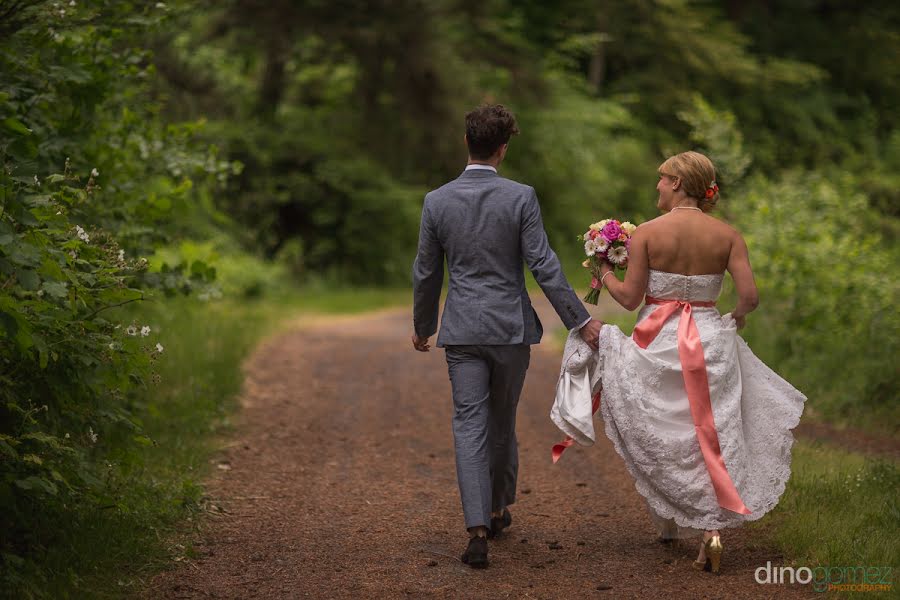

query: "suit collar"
xmin=458 ymin=169 xmax=500 ymax=180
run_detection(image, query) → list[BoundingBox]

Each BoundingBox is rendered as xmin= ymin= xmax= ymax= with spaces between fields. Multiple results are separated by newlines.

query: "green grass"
xmin=20 ymin=286 xmax=409 ymax=598
xmin=750 ymin=441 xmax=899 ymax=598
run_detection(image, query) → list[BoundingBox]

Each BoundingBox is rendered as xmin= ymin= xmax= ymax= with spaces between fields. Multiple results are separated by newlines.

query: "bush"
xmin=0 ymin=3 xmax=225 ymax=591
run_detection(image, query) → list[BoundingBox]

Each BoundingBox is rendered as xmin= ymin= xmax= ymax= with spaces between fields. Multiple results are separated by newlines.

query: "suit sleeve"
xmin=520 ymin=188 xmax=590 ymax=330
xmin=412 ymin=195 xmax=444 ymax=338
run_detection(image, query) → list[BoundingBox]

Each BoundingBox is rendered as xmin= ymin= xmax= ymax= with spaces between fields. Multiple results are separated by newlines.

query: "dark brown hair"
xmin=465 ymin=104 xmax=520 ymax=160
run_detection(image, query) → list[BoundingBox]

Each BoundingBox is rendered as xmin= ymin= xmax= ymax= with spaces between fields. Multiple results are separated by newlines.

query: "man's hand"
xmin=579 ymin=318 xmax=603 ymax=351
xmin=411 ymin=334 xmax=431 ymax=352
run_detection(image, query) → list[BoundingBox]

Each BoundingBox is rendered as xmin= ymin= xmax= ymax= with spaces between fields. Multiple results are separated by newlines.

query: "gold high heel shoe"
xmin=691 ymin=535 xmax=724 ymax=574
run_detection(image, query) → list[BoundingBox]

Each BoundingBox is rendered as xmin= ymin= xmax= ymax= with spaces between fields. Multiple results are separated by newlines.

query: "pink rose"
xmin=601 ymin=221 xmax=623 ymax=242
xmin=589 ymin=229 xmax=600 ymax=240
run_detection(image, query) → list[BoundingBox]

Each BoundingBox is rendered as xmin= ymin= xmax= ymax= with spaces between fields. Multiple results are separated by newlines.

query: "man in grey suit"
xmin=412 ymin=104 xmax=602 ymax=568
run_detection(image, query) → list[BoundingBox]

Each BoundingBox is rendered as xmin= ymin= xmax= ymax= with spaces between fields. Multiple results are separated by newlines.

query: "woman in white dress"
xmin=594 ymin=151 xmax=806 ymax=573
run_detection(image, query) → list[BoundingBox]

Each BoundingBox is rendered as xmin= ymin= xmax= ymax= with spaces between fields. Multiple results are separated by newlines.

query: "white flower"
xmin=156 ymin=2 xmax=167 ymax=8
xmin=584 ymin=240 xmax=597 ymax=257
xmin=88 ymin=426 xmax=98 ymax=443
xmin=75 ymin=225 xmax=89 ymax=243
xmin=608 ymin=245 xmax=628 ymax=265
xmin=590 ymin=219 xmax=610 ymax=232
xmin=155 ymin=343 xmax=164 ymax=353
xmin=582 ymin=231 xmax=593 ymax=241
xmin=140 ymin=325 xmax=151 ymax=337
xmin=91 ymin=167 xmax=99 ymax=177
xmin=69 ymin=0 xmax=76 ymax=6
xmin=108 ymin=342 xmax=115 ymax=349
xmin=64 ymin=433 xmax=70 ymax=439
xmin=34 ymin=175 xmax=40 ymax=186
xmin=118 ymin=249 xmax=125 ymax=262
xmin=595 ymin=238 xmax=610 ymax=253
xmin=621 ymin=221 xmax=637 ymax=235
xmin=126 ymin=325 xmax=138 ymax=336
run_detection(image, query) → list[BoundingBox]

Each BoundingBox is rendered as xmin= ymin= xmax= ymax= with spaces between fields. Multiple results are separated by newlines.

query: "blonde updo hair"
xmin=658 ymin=151 xmax=719 ymax=211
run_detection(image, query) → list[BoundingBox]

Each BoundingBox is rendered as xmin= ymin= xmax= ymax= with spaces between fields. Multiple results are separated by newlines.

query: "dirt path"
xmin=147 ymin=300 xmax=817 ymax=599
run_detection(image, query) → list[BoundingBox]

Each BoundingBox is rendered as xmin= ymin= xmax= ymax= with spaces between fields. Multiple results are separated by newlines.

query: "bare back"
xmin=643 ymin=211 xmax=735 ymax=275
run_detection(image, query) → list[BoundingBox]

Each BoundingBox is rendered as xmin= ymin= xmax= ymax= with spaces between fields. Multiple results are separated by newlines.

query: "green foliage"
xmin=734 ymin=173 xmax=899 ymax=430
xmin=0 ymin=2 xmax=227 ymax=593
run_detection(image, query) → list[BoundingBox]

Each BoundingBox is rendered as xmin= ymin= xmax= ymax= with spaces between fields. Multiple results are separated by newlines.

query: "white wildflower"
xmin=140 ymin=325 xmax=151 ymax=337
xmin=608 ymin=245 xmax=628 ymax=265
xmin=584 ymin=240 xmax=597 ymax=257
xmin=88 ymin=426 xmax=98 ymax=443
xmin=90 ymin=167 xmax=99 ymax=177
xmin=117 ymin=249 xmax=125 ymax=262
xmin=64 ymin=433 xmax=70 ymax=439
xmin=126 ymin=325 xmax=138 ymax=336
xmin=75 ymin=225 xmax=90 ymax=243
xmin=155 ymin=343 xmax=164 ymax=353
xmin=69 ymin=0 xmax=76 ymax=6
xmin=34 ymin=175 xmax=40 ymax=186
xmin=59 ymin=8 xmax=65 ymax=17
xmin=108 ymin=342 xmax=116 ymax=350
xmin=156 ymin=2 xmax=167 ymax=8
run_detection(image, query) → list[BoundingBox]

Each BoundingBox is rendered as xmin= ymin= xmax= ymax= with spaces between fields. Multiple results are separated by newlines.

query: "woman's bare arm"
xmin=600 ymin=226 xmax=650 ymax=311
xmin=726 ymin=232 xmax=759 ymax=327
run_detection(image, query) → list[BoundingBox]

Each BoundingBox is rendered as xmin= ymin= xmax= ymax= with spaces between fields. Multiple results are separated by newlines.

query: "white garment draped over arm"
xmin=550 ymin=329 xmax=602 ymax=446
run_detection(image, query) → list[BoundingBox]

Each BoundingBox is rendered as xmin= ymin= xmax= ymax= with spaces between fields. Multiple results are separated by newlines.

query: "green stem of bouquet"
xmin=583 ymin=258 xmax=603 ymax=305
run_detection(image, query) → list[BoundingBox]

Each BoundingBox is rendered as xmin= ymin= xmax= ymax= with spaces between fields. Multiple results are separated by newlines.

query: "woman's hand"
xmin=733 ymin=314 xmax=746 ymax=330
xmin=599 ymin=260 xmax=613 ymax=276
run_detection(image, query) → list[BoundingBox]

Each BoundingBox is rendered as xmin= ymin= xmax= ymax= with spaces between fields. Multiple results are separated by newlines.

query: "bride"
xmin=591 ymin=151 xmax=806 ymax=573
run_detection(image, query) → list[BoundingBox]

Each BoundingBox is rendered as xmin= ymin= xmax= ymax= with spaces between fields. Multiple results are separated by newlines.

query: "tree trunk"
xmin=588 ymin=13 xmax=607 ymax=96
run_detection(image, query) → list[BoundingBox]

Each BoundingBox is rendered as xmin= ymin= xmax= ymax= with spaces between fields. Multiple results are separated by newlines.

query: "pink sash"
xmin=634 ymin=296 xmax=750 ymax=515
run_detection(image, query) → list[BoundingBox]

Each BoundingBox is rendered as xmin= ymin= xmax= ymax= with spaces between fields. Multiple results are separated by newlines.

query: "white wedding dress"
xmin=593 ymin=270 xmax=806 ymax=536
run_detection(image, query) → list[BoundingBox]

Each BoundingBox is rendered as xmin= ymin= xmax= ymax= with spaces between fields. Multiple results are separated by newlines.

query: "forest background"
xmin=1 ymin=0 xmax=897 ymax=597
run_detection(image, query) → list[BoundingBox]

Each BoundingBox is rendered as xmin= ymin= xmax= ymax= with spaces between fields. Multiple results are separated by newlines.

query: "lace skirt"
xmin=597 ymin=306 xmax=806 ymax=535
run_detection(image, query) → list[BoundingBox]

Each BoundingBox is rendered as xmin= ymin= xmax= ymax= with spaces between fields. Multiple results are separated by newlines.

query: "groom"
xmin=411 ymin=104 xmax=602 ymax=568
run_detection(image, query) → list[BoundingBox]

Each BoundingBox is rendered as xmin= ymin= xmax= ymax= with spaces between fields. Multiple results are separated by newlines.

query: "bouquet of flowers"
xmin=581 ymin=218 xmax=636 ymax=304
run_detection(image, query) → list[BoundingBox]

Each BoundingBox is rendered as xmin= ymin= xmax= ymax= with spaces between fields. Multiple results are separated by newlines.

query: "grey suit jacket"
xmin=413 ymin=169 xmax=590 ymax=347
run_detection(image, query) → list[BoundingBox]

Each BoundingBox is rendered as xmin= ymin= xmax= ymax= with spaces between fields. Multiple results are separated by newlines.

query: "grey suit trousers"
xmin=445 ymin=343 xmax=531 ymax=530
